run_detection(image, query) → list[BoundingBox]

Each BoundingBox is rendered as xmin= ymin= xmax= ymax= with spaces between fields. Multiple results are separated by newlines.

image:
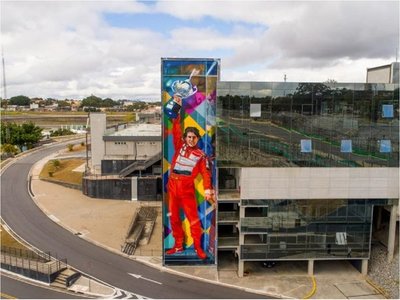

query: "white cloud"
xmin=1 ymin=0 xmax=398 ymax=100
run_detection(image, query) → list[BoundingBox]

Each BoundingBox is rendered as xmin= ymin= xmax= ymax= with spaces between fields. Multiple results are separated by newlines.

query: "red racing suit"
xmin=167 ymin=115 xmax=212 ymax=249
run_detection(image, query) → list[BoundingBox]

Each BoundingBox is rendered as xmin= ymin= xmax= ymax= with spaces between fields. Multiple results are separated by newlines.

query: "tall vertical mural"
xmin=162 ymin=58 xmax=219 ymax=265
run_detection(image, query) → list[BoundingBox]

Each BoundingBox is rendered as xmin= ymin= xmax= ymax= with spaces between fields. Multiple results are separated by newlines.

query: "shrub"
xmin=67 ymin=144 xmax=74 ymax=151
xmin=50 ymin=128 xmax=75 ymax=137
xmin=48 ymin=165 xmax=56 ymax=177
xmin=1 ymin=143 xmax=19 ymax=155
xmin=51 ymin=159 xmax=61 ymax=169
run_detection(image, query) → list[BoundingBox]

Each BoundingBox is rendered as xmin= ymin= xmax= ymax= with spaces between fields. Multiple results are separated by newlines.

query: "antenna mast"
xmin=1 ymin=46 xmax=7 ymax=109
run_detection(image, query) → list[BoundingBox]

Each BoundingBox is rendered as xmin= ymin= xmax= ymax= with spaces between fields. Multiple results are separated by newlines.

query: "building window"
xmin=341 ymin=140 xmax=352 ymax=153
xmin=379 ymin=140 xmax=391 ymax=153
xmin=382 ymin=104 xmax=394 ymax=118
xmin=335 ymin=232 xmax=347 ymax=245
xmin=250 ymin=103 xmax=261 ymax=117
xmin=300 ymin=139 xmax=312 ymax=153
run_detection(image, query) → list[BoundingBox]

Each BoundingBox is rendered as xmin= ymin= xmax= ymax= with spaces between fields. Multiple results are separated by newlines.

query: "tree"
xmin=292 ymin=83 xmax=332 ymax=115
xmin=324 ymin=79 xmax=338 ymax=84
xmin=1 ymin=122 xmax=42 ymax=149
xmin=50 ymin=128 xmax=75 ymax=137
xmin=103 ymin=98 xmax=118 ymax=107
xmin=126 ymin=101 xmax=148 ymax=111
xmin=9 ymin=95 xmax=31 ymax=106
xmin=81 ymin=95 xmax=103 ymax=108
xmin=57 ymin=100 xmax=71 ymax=107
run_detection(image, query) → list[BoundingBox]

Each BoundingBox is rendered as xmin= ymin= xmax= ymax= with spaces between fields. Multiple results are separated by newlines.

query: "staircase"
xmin=122 ymin=242 xmax=137 ymax=256
xmin=51 ymin=268 xmax=81 ymax=288
xmin=121 ymin=206 xmax=158 ymax=255
xmin=119 ymin=152 xmax=161 ymax=177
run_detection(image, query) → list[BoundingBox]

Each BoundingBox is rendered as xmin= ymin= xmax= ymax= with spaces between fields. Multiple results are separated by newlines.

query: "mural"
xmin=162 ymin=58 xmax=219 ymax=265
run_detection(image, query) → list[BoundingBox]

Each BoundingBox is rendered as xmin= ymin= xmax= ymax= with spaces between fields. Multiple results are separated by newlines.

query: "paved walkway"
xmin=29 ymin=149 xmax=386 ymax=299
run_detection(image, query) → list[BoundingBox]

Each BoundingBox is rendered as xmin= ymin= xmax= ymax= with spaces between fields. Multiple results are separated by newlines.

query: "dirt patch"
xmin=39 ymin=158 xmax=85 ymax=186
xmin=0 ymin=224 xmax=30 ymax=251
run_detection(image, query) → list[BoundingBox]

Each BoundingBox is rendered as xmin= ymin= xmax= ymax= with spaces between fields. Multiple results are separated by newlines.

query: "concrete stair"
xmin=51 ymin=268 xmax=81 ymax=288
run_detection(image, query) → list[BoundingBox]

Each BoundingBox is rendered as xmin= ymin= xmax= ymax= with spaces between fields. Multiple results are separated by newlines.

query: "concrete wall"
xmin=391 ymin=62 xmax=399 ymax=84
xmin=104 ymin=141 xmax=161 ymax=160
xmin=240 ymin=168 xmax=399 ymax=199
xmin=367 ymin=65 xmax=391 ymax=83
xmin=90 ymin=113 xmax=106 ymax=174
xmin=105 ymin=141 xmax=135 ymax=157
xmin=82 ymin=177 xmax=132 ymax=200
xmin=136 ymin=142 xmax=161 ymax=160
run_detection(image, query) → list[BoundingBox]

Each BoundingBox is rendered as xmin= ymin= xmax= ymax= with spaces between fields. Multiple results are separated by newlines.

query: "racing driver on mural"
xmin=165 ymin=94 xmax=215 ymax=260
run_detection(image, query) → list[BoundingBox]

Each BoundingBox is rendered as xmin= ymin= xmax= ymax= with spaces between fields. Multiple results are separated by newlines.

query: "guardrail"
xmin=1 ymin=246 xmax=67 ymax=284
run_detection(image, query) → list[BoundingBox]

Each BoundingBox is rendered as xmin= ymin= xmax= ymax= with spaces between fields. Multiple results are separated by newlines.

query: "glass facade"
xmin=217 ymin=82 xmax=399 ymax=168
xmin=240 ymin=198 xmax=392 ymax=260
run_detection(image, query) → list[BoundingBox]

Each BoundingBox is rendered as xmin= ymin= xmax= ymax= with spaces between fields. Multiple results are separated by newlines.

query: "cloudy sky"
xmin=1 ymin=0 xmax=399 ymax=101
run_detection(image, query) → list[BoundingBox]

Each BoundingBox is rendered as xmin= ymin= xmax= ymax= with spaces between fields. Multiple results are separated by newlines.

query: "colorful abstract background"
xmin=162 ymin=58 xmax=219 ymax=265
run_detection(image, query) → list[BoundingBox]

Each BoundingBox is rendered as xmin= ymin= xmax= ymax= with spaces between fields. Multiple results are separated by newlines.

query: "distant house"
xmin=6 ymin=105 xmax=18 ymax=111
xmin=30 ymin=103 xmax=39 ymax=110
xmin=44 ymin=103 xmax=58 ymax=111
xmin=69 ymin=100 xmax=80 ymax=111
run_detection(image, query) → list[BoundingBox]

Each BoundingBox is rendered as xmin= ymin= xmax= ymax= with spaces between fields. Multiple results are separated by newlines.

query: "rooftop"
xmin=108 ymin=123 xmax=161 ymax=137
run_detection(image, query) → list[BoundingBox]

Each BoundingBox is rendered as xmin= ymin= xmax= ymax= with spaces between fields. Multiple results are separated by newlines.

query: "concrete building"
xmin=83 ymin=113 xmax=162 ymax=201
xmin=215 ymin=81 xmax=399 ymax=277
xmin=367 ymin=62 xmax=399 ymax=84
xmin=85 ymin=63 xmax=398 ymax=277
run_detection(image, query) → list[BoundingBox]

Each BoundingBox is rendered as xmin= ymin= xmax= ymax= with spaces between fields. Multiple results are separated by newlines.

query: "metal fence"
xmin=1 ymin=246 xmax=67 ymax=284
xmin=1 ymin=245 xmax=49 ymax=262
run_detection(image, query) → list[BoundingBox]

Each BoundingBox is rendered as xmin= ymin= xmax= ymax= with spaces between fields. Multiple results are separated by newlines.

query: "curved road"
xmin=1 ymin=273 xmax=86 ymax=299
xmin=1 ymin=143 xmax=265 ymax=299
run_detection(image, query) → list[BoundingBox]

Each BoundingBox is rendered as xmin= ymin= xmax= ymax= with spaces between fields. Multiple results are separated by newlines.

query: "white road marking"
xmin=128 ymin=273 xmax=162 ymax=285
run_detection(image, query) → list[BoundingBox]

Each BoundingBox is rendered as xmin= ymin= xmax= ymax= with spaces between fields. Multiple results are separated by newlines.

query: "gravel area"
xmin=368 ymin=243 xmax=399 ymax=299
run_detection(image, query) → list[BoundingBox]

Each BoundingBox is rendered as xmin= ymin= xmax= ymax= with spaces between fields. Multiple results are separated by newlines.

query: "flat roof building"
xmin=84 ymin=113 xmax=162 ymax=201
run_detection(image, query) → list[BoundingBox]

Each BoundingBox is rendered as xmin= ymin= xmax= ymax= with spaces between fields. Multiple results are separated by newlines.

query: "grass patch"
xmin=0 ymin=224 xmax=30 ymax=251
xmin=39 ymin=158 xmax=85 ymax=185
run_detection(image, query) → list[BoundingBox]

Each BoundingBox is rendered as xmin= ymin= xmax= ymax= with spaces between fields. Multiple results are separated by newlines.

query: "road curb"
xmin=136 ymin=256 xmax=286 ymax=299
xmin=30 ymin=174 xmax=284 ymax=298
xmin=18 ymin=142 xmax=285 ymax=299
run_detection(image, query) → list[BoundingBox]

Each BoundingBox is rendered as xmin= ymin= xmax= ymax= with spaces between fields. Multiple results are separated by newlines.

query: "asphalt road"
xmin=0 ymin=142 xmax=266 ymax=299
xmin=0 ymin=273 xmax=86 ymax=299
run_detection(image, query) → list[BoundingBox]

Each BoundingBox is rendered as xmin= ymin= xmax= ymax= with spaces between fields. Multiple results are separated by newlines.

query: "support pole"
xmin=238 ymin=260 xmax=244 ymax=278
xmin=361 ymin=259 xmax=368 ymax=276
xmin=308 ymin=259 xmax=314 ymax=276
xmin=387 ymin=204 xmax=398 ymax=262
